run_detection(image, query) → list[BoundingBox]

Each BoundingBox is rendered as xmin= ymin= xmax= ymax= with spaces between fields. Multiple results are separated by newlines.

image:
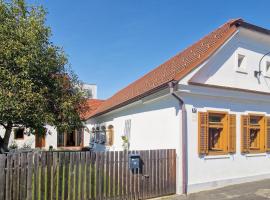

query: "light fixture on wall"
xmin=255 ymin=51 xmax=270 ymax=79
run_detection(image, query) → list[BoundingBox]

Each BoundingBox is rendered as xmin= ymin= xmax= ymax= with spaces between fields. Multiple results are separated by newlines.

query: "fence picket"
xmin=46 ymin=152 xmax=53 ymax=200
xmin=34 ymin=153 xmax=40 ymax=200
xmin=0 ymin=154 xmax=6 ymax=200
xmin=85 ymin=152 xmax=91 ymax=199
xmin=123 ymin=151 xmax=127 ymax=199
xmin=64 ymin=152 xmax=70 ymax=200
xmin=75 ymin=152 xmax=80 ymax=200
xmin=12 ymin=153 xmax=18 ymax=200
xmin=69 ymin=152 xmax=75 ymax=200
xmin=109 ymin=151 xmax=114 ymax=199
xmin=80 ymin=152 xmax=86 ymax=200
xmin=91 ymin=152 xmax=95 ymax=199
xmin=114 ymin=151 xmax=118 ymax=200
xmin=104 ymin=152 xmax=109 ymax=199
xmin=58 ymin=152 xmax=64 ymax=200
xmin=26 ymin=153 xmax=33 ymax=200
xmin=52 ymin=152 xmax=58 ymax=200
xmin=40 ymin=152 xmax=47 ymax=200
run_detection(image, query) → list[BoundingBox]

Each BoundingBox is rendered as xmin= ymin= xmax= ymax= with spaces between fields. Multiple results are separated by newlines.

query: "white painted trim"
xmin=177 ymin=84 xmax=270 ymax=104
xmin=245 ymin=153 xmax=267 ymax=158
xmin=202 ymin=155 xmax=232 ymax=160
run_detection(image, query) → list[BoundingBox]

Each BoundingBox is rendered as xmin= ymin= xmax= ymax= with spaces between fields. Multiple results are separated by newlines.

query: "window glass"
xmin=208 ymin=113 xmax=226 ymax=153
xmin=249 ymin=115 xmax=263 ymax=151
xmin=14 ymin=128 xmax=24 ymax=139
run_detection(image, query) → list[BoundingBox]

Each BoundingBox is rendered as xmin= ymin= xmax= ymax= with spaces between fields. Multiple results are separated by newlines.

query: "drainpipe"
xmin=168 ymin=81 xmax=187 ymax=195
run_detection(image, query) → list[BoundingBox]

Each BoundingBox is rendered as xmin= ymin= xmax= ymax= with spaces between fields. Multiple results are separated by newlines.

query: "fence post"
xmin=27 ymin=153 xmax=33 ymax=200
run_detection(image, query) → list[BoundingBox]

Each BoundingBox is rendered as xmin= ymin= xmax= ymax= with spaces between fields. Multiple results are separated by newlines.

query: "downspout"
xmin=168 ymin=81 xmax=187 ymax=195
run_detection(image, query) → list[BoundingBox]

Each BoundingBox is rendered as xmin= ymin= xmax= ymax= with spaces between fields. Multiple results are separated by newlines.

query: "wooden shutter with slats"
xmin=266 ymin=117 xmax=270 ymax=152
xmin=228 ymin=114 xmax=236 ymax=153
xmin=241 ymin=115 xmax=250 ymax=153
xmin=198 ymin=112 xmax=209 ymax=155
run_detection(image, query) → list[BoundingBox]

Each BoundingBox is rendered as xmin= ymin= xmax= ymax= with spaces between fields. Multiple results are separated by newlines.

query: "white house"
xmin=85 ymin=19 xmax=270 ymax=194
xmin=0 ymin=83 xmax=101 ymax=150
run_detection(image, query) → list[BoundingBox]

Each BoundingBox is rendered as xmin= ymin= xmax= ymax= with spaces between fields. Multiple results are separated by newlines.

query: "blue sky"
xmin=29 ymin=0 xmax=270 ymax=99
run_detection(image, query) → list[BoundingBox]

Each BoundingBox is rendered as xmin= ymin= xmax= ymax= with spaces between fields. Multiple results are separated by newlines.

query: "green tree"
xmin=0 ymin=0 xmax=87 ymax=152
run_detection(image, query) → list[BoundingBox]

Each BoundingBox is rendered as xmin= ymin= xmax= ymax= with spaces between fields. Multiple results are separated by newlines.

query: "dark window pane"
xmin=14 ymin=128 xmax=24 ymax=139
xmin=209 ymin=115 xmax=222 ymax=123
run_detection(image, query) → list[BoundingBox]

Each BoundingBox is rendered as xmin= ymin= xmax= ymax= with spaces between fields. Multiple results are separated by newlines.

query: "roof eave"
xmin=88 ymin=82 xmax=170 ymax=119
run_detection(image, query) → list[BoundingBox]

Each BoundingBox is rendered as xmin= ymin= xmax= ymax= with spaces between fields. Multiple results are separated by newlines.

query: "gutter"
xmin=168 ymin=81 xmax=188 ymax=195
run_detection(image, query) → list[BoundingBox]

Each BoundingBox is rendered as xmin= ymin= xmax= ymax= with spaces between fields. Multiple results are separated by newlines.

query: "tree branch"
xmin=0 ymin=122 xmax=7 ymax=129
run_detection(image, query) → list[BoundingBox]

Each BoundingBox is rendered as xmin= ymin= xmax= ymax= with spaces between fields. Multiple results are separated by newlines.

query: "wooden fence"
xmin=0 ymin=149 xmax=176 ymax=200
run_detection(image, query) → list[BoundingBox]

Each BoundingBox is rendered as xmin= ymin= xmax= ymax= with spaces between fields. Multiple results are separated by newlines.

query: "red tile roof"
xmin=80 ymin=99 xmax=105 ymax=120
xmin=88 ymin=19 xmax=243 ymax=118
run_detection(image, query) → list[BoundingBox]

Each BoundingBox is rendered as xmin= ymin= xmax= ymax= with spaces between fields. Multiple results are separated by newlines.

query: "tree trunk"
xmin=0 ymin=123 xmax=12 ymax=153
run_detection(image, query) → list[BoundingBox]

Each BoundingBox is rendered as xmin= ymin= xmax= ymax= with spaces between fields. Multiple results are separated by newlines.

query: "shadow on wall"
xmin=93 ymin=95 xmax=181 ymax=122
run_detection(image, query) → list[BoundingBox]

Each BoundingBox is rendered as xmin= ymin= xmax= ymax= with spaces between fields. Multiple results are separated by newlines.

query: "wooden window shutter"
xmin=107 ymin=126 xmax=114 ymax=146
xmin=241 ymin=115 xmax=250 ymax=153
xmin=198 ymin=112 xmax=209 ymax=155
xmin=228 ymin=114 xmax=236 ymax=153
xmin=266 ymin=117 xmax=270 ymax=152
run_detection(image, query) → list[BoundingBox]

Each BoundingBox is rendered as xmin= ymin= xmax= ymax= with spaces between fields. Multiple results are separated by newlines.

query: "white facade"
xmin=83 ymin=83 xmax=98 ymax=99
xmin=88 ymin=27 xmax=270 ymax=194
xmin=0 ymin=125 xmax=91 ymax=150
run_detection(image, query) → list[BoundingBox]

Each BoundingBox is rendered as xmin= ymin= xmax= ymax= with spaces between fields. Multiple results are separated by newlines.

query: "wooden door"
xmin=35 ymin=134 xmax=45 ymax=148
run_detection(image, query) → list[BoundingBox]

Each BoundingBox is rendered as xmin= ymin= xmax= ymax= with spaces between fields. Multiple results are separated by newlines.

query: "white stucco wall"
xmin=86 ymin=93 xmax=183 ymax=193
xmin=179 ymin=86 xmax=270 ymax=193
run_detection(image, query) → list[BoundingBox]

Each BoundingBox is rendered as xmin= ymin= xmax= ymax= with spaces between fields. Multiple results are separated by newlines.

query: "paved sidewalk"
xmin=155 ymin=179 xmax=270 ymax=200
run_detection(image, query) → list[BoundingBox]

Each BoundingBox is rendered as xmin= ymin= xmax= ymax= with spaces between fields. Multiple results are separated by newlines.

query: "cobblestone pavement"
xmin=154 ymin=179 xmax=270 ymax=200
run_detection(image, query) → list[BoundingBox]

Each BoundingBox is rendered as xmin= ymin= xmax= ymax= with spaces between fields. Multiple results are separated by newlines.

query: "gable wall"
xmin=189 ymin=28 xmax=270 ymax=93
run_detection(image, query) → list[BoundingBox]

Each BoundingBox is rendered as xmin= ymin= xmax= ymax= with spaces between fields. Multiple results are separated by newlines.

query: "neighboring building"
xmin=85 ymin=19 xmax=270 ymax=194
xmin=0 ymin=83 xmax=100 ymax=150
xmin=82 ymin=83 xmax=97 ymax=99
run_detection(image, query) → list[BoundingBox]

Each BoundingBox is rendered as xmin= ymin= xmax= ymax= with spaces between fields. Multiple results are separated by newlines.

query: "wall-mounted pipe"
xmin=168 ymin=81 xmax=188 ymax=195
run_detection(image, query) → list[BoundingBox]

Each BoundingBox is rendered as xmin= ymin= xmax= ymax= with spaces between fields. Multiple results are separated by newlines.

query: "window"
xmin=238 ymin=54 xmax=245 ymax=68
xmin=14 ymin=128 xmax=24 ymax=139
xmin=265 ymin=61 xmax=270 ymax=77
xmin=57 ymin=129 xmax=83 ymax=147
xmin=124 ymin=119 xmax=132 ymax=141
xmin=198 ymin=111 xmax=236 ymax=155
xmin=208 ymin=113 xmax=226 ymax=152
xmin=57 ymin=131 xmax=64 ymax=147
xmin=107 ymin=125 xmax=114 ymax=146
xmin=241 ymin=115 xmax=270 ymax=153
xmin=235 ymin=53 xmax=247 ymax=73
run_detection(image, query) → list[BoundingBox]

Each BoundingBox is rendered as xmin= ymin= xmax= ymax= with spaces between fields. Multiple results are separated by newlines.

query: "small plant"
xmin=22 ymin=142 xmax=32 ymax=149
xmin=49 ymin=145 xmax=54 ymax=151
xmin=9 ymin=141 xmax=18 ymax=150
xmin=121 ymin=135 xmax=129 ymax=151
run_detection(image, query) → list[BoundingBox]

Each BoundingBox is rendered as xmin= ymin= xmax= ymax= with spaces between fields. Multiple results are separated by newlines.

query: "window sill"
xmin=235 ymin=69 xmax=248 ymax=74
xmin=202 ymin=154 xmax=231 ymax=160
xmin=264 ymin=74 xmax=270 ymax=78
xmin=245 ymin=153 xmax=267 ymax=157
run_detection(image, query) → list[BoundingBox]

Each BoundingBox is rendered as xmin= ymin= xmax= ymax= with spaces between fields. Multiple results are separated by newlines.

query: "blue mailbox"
xmin=129 ymin=154 xmax=141 ymax=170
